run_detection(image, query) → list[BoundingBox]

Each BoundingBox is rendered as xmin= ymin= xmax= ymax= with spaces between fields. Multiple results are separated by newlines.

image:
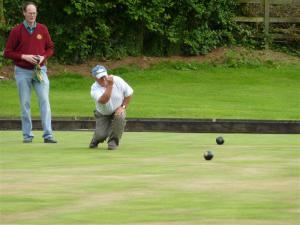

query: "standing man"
xmin=89 ymin=65 xmax=133 ymax=150
xmin=4 ymin=2 xmax=57 ymax=143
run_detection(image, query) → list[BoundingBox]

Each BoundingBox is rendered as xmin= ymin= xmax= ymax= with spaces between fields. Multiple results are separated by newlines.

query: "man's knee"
xmin=113 ymin=113 xmax=126 ymax=121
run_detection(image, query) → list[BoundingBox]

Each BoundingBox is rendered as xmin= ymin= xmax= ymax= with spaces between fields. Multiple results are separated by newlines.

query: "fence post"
xmin=264 ymin=0 xmax=270 ymax=49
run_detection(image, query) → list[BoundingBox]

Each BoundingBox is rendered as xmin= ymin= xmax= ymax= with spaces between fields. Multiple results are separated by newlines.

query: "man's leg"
xmin=90 ymin=110 xmax=111 ymax=148
xmin=15 ymin=66 xmax=34 ymax=142
xmin=107 ymin=112 xmax=126 ymax=150
xmin=33 ymin=66 xmax=55 ymax=141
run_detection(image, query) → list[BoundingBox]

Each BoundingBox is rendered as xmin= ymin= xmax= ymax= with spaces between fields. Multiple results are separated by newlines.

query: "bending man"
xmin=89 ymin=65 xmax=133 ymax=150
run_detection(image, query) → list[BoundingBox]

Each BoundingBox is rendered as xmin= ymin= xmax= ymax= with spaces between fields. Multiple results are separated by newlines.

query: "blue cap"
xmin=91 ymin=65 xmax=108 ymax=79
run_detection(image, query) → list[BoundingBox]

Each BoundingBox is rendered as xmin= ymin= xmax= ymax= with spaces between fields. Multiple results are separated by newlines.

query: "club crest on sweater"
xmin=36 ymin=34 xmax=43 ymax=40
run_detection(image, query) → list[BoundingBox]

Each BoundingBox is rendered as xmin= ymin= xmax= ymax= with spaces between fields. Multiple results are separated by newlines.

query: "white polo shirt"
xmin=91 ymin=76 xmax=133 ymax=115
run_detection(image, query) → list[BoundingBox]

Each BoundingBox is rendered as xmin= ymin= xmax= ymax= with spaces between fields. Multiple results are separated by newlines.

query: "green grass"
xmin=0 ymin=131 xmax=299 ymax=224
xmin=0 ymin=62 xmax=300 ymax=119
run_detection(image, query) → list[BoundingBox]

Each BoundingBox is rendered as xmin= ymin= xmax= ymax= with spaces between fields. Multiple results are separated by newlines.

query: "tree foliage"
xmin=1 ymin=0 xmax=237 ymax=63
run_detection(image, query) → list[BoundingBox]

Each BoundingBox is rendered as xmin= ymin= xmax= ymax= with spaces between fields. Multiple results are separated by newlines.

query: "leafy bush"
xmin=2 ymin=0 xmax=237 ymax=63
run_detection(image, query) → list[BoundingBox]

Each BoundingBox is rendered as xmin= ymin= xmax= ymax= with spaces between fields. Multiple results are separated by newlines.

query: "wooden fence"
xmin=235 ymin=0 xmax=300 ymax=48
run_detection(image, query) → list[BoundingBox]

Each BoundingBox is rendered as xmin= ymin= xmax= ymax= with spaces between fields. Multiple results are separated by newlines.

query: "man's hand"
xmin=21 ymin=54 xmax=45 ymax=65
xmin=106 ymin=75 xmax=114 ymax=86
xmin=115 ymin=106 xmax=125 ymax=116
xmin=37 ymin=55 xmax=45 ymax=64
xmin=99 ymin=75 xmax=114 ymax=104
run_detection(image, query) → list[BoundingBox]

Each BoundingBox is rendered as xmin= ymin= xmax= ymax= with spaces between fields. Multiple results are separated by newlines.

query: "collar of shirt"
xmin=23 ymin=20 xmax=37 ymax=34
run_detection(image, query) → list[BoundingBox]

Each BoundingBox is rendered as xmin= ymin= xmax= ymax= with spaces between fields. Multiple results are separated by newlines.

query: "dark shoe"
xmin=44 ymin=138 xmax=57 ymax=143
xmin=89 ymin=139 xmax=99 ymax=148
xmin=23 ymin=139 xmax=33 ymax=143
xmin=107 ymin=141 xmax=118 ymax=150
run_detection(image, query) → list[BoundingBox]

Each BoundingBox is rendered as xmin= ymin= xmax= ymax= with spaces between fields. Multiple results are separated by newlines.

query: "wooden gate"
xmin=235 ymin=0 xmax=300 ymax=48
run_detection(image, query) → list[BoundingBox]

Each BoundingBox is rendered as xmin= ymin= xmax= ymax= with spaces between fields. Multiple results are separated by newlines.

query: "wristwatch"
xmin=121 ymin=104 xmax=126 ymax=109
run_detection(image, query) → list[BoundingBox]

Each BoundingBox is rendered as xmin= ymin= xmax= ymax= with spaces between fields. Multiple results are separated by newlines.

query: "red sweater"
xmin=4 ymin=23 xmax=54 ymax=70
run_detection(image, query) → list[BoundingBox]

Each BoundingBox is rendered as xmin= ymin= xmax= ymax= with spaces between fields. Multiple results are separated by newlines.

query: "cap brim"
xmin=95 ymin=71 xmax=108 ymax=79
